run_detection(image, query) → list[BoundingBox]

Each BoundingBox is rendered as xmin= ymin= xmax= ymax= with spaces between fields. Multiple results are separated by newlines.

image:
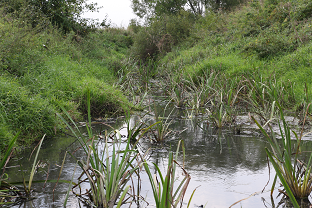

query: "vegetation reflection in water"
xmin=3 ymin=103 xmax=312 ymax=207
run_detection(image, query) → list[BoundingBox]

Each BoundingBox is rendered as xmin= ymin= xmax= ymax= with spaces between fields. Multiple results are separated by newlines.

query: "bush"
xmin=0 ymin=14 xmax=45 ymax=76
xmin=243 ymin=31 xmax=297 ymax=58
xmin=131 ymin=10 xmax=195 ymax=61
xmin=0 ymin=0 xmax=99 ymax=34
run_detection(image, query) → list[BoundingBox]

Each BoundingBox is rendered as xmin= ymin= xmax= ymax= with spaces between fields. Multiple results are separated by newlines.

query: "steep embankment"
xmin=156 ymin=0 xmax=312 ymax=108
xmin=0 ymin=13 xmax=132 ymax=152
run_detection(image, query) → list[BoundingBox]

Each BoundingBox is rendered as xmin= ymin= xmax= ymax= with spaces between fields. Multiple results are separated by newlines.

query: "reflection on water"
xmin=138 ymin=116 xmax=275 ymax=208
xmin=5 ymin=107 xmax=312 ymax=208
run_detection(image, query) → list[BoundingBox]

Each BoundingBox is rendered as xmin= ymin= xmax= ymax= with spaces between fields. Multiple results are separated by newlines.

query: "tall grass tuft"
xmin=58 ymin=91 xmax=149 ymax=207
xmin=253 ymin=103 xmax=312 ymax=208
xmin=143 ymin=140 xmax=191 ymax=208
xmin=0 ymin=132 xmax=19 ymax=206
xmin=150 ymin=102 xmax=174 ymax=143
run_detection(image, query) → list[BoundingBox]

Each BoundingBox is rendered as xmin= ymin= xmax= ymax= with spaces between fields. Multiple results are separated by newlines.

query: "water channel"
xmin=5 ymin=98 xmax=312 ymax=208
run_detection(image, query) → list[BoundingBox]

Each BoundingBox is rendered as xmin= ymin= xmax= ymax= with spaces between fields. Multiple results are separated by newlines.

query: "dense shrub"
xmin=0 ymin=14 xmax=45 ymax=76
xmin=243 ymin=31 xmax=297 ymax=58
xmin=131 ymin=10 xmax=195 ymax=61
xmin=0 ymin=0 xmax=99 ymax=34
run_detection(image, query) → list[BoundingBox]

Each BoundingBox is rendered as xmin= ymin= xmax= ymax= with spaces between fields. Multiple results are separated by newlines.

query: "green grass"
xmin=2 ymin=0 xmax=312 ymax=152
xmin=0 ymin=75 xmax=58 ymax=146
xmin=253 ymin=103 xmax=312 ymax=207
xmin=0 ymin=12 xmax=134 ymax=152
xmin=143 ymin=140 xmax=192 ymax=208
xmin=150 ymin=0 xmax=312 ymax=114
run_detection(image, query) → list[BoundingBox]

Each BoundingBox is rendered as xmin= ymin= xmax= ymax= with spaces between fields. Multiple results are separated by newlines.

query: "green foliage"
xmin=128 ymin=19 xmax=143 ymax=34
xmin=143 ymin=140 xmax=191 ymax=208
xmin=253 ymin=103 xmax=312 ymax=207
xmin=77 ymin=77 xmax=130 ymax=117
xmin=0 ymin=14 xmax=45 ymax=76
xmin=131 ymin=11 xmax=194 ymax=61
xmin=0 ymin=76 xmax=58 ymax=145
xmin=131 ymin=28 xmax=158 ymax=61
xmin=0 ymin=8 xmax=133 ymax=150
xmin=227 ymin=0 xmax=312 ymax=58
xmin=151 ymin=0 xmax=312 ymax=114
xmin=131 ymin=0 xmax=245 ymax=19
xmin=0 ymin=0 xmax=99 ymax=33
xmin=243 ymin=31 xmax=297 ymax=58
xmin=131 ymin=0 xmax=187 ymax=19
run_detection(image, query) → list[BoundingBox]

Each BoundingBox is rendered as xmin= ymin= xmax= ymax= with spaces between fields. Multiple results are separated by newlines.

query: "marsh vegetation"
xmin=2 ymin=0 xmax=312 ymax=207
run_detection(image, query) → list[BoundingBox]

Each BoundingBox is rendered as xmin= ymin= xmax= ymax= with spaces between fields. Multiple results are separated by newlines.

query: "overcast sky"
xmin=83 ymin=0 xmax=137 ymax=28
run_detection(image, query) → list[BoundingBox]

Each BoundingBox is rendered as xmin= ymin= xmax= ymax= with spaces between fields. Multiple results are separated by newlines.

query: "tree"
xmin=131 ymin=0 xmax=244 ymax=19
xmin=131 ymin=0 xmax=186 ymax=18
xmin=0 ymin=0 xmax=100 ymax=33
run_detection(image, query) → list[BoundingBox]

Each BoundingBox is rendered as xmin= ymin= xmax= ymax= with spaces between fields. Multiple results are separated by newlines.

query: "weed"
xmin=58 ymin=91 xmax=151 ymax=207
xmin=253 ymin=103 xmax=312 ymax=207
xmin=150 ymin=102 xmax=175 ymax=143
xmin=143 ymin=140 xmax=192 ymax=208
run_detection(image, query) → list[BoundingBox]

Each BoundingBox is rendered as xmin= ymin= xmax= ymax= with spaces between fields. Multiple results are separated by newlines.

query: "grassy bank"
xmin=126 ymin=0 xmax=312 ymax=120
xmin=0 ymin=10 xmax=133 ymax=153
xmin=2 ymin=0 xmax=312 ymax=153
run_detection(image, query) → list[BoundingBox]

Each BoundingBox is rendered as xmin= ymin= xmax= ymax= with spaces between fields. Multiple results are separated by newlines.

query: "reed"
xmin=58 ymin=91 xmax=149 ymax=207
xmin=245 ymin=73 xmax=296 ymax=114
xmin=253 ymin=103 xmax=312 ymax=208
xmin=143 ymin=140 xmax=192 ymax=208
xmin=150 ymin=102 xmax=175 ymax=143
xmin=0 ymin=132 xmax=19 ymax=206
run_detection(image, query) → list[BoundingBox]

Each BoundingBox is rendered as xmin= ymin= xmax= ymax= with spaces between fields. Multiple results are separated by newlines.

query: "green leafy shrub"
xmin=0 ymin=15 xmax=45 ymax=76
xmin=128 ymin=19 xmax=142 ymax=34
xmin=243 ymin=31 xmax=297 ymax=58
xmin=0 ymin=0 xmax=99 ymax=34
xmin=131 ymin=28 xmax=159 ymax=61
xmin=131 ymin=11 xmax=194 ymax=61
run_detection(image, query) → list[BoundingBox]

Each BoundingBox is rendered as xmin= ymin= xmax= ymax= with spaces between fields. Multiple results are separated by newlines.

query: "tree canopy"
xmin=0 ymin=0 xmax=100 ymax=33
xmin=131 ymin=0 xmax=245 ymax=19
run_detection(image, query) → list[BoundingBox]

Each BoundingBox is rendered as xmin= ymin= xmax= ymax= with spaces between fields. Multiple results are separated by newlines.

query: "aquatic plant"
xmin=207 ymin=103 xmax=228 ymax=128
xmin=150 ymin=102 xmax=175 ymax=143
xmin=244 ymin=73 xmax=296 ymax=115
xmin=166 ymin=74 xmax=187 ymax=108
xmin=185 ymin=71 xmax=215 ymax=116
xmin=58 ymin=91 xmax=150 ymax=207
xmin=207 ymin=89 xmax=239 ymax=128
xmin=0 ymin=133 xmax=66 ymax=206
xmin=143 ymin=140 xmax=192 ymax=208
xmin=71 ymin=131 xmax=140 ymax=207
xmin=253 ymin=103 xmax=312 ymax=208
xmin=0 ymin=133 xmax=19 ymax=206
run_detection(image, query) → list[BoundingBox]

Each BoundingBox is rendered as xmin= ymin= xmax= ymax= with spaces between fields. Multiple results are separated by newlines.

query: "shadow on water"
xmin=4 ymin=99 xmax=312 ymax=207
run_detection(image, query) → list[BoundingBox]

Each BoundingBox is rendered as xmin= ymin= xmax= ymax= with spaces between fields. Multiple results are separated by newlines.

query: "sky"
xmin=82 ymin=0 xmax=137 ymax=28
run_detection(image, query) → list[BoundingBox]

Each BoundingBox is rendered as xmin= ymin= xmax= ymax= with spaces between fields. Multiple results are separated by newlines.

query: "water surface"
xmin=5 ymin=107 xmax=312 ymax=208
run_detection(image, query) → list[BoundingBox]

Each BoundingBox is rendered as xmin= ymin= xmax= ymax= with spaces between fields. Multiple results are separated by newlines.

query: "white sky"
xmin=83 ymin=0 xmax=138 ymax=28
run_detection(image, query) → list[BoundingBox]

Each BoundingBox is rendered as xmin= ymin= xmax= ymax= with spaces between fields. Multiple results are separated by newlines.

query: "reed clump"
xmin=143 ymin=140 xmax=192 ymax=208
xmin=253 ymin=103 xmax=312 ymax=208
